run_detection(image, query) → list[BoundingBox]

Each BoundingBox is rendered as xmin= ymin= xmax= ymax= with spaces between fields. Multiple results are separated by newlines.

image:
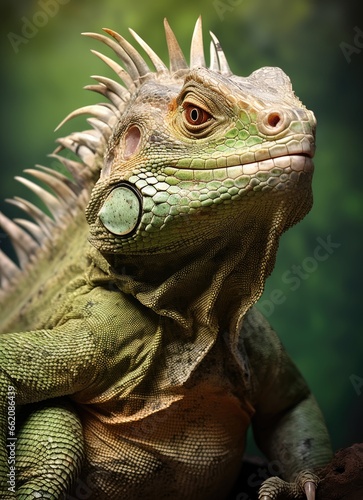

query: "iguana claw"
xmin=304 ymin=480 xmax=316 ymax=500
xmin=258 ymin=471 xmax=319 ymax=500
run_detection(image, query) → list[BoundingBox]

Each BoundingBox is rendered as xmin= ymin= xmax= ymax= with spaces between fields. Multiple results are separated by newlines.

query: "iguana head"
xmin=72 ymin=18 xmax=316 ymax=327
xmin=83 ymin=19 xmax=315 ymax=267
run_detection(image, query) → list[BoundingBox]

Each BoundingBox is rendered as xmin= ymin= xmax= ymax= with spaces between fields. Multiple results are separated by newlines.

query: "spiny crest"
xmin=0 ymin=17 xmax=231 ymax=292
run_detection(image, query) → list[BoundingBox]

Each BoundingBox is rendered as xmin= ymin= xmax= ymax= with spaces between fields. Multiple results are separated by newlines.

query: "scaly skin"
xmin=0 ymin=19 xmax=332 ymax=499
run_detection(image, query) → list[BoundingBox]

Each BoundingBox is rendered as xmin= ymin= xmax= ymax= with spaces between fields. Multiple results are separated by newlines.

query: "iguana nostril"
xmin=258 ymin=109 xmax=288 ymax=135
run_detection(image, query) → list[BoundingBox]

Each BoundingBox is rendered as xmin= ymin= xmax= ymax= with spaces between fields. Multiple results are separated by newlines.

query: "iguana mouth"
xmin=173 ymin=133 xmax=315 ymax=172
xmin=239 ymin=153 xmax=314 ymax=176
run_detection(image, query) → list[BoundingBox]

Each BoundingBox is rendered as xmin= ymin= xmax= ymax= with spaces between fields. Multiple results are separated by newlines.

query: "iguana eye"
xmin=183 ymin=104 xmax=211 ymax=126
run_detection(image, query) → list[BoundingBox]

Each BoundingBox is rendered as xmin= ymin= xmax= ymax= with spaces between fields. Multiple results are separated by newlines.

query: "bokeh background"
xmin=0 ymin=0 xmax=362 ymax=456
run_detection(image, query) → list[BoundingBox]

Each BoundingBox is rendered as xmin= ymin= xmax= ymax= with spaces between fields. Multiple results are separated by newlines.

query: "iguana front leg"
xmin=15 ymin=400 xmax=84 ymax=499
xmin=255 ymin=394 xmax=331 ymax=500
xmin=0 ymin=281 xmax=159 ymax=497
xmin=242 ymin=308 xmax=332 ymax=500
xmin=0 ymin=321 xmax=100 ymax=496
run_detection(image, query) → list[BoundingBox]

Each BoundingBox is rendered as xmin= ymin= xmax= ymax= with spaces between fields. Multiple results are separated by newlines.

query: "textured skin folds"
xmin=0 ymin=18 xmax=332 ymax=499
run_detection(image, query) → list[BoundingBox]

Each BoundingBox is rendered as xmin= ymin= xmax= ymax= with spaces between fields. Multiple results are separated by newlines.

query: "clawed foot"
xmin=258 ymin=470 xmax=319 ymax=500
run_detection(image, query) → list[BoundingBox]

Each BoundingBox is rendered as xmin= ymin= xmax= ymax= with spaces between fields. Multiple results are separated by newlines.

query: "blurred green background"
xmin=0 ymin=0 xmax=362 ymax=455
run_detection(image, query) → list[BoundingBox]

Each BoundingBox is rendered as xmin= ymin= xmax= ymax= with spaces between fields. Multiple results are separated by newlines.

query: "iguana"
xmin=0 ymin=17 xmax=332 ymax=499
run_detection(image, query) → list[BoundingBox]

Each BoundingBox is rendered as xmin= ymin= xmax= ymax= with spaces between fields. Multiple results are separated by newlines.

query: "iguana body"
xmin=0 ymin=18 xmax=332 ymax=499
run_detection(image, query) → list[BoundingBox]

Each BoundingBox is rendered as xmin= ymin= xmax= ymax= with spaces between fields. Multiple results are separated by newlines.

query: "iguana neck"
xmin=90 ymin=196 xmax=290 ymax=340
